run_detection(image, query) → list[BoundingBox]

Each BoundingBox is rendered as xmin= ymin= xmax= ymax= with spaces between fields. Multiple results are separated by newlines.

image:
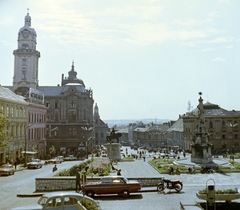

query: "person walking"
xmin=76 ymin=168 xmax=82 ymax=192
xmin=52 ymin=165 xmax=57 ymax=172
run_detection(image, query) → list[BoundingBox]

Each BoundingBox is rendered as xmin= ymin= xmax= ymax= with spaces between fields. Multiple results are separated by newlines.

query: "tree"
xmin=0 ymin=110 xmax=10 ymax=147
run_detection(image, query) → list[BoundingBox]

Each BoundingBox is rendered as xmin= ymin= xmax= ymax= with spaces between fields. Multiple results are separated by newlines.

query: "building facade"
xmin=0 ymin=87 xmax=28 ymax=164
xmin=93 ymin=103 xmax=108 ymax=146
xmin=38 ymin=63 xmax=95 ymax=158
xmin=3 ymin=12 xmax=108 ymax=159
xmin=183 ymin=99 xmax=240 ymax=154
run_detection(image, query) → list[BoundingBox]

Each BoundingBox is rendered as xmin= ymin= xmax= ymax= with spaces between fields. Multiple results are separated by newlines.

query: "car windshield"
xmin=1 ymin=165 xmax=11 ymax=169
xmin=38 ymin=196 xmax=48 ymax=206
xmin=32 ymin=159 xmax=39 ymax=162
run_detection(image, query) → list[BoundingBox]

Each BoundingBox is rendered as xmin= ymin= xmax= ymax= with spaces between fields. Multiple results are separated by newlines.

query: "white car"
xmin=63 ymin=155 xmax=77 ymax=161
xmin=47 ymin=157 xmax=63 ymax=164
xmin=27 ymin=159 xmax=44 ymax=169
xmin=11 ymin=191 xmax=101 ymax=210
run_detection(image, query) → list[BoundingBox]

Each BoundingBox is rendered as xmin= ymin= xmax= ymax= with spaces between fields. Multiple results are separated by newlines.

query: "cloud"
xmin=202 ymin=47 xmax=216 ymax=52
xmin=212 ymin=57 xmax=225 ymax=62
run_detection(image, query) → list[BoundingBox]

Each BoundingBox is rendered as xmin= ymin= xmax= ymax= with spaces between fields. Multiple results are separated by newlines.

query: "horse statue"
xmin=106 ymin=133 xmax=122 ymax=143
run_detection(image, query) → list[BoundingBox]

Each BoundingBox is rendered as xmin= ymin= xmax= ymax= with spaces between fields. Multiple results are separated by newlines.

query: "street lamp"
xmin=81 ymin=126 xmax=94 ymax=158
xmin=227 ymin=123 xmax=238 ymax=154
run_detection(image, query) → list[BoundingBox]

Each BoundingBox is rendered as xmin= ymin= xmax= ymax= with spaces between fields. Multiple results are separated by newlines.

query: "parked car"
xmin=82 ymin=176 xmax=141 ymax=198
xmin=0 ymin=164 xmax=15 ymax=176
xmin=27 ymin=159 xmax=44 ymax=169
xmin=168 ymin=152 xmax=177 ymax=158
xmin=63 ymin=155 xmax=77 ymax=161
xmin=11 ymin=191 xmax=101 ymax=210
xmin=46 ymin=156 xmax=63 ymax=164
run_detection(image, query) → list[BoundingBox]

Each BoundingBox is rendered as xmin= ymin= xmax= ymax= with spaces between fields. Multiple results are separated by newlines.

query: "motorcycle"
xmin=157 ymin=177 xmax=183 ymax=193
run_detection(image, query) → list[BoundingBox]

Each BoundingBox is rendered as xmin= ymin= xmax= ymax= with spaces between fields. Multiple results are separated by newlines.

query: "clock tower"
xmin=13 ymin=11 xmax=40 ymax=95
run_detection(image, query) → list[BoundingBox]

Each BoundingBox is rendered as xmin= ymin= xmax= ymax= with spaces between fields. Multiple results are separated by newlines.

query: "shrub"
xmin=198 ymin=188 xmax=238 ymax=194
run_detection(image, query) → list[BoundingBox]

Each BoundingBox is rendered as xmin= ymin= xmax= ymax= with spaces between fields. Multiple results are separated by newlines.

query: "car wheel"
xmin=86 ymin=190 xmax=95 ymax=197
xmin=121 ymin=190 xmax=130 ymax=198
xmin=12 ymin=171 xmax=15 ymax=175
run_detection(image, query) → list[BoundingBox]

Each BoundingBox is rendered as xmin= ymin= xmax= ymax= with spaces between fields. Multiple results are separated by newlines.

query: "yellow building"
xmin=0 ymin=86 xmax=28 ymax=164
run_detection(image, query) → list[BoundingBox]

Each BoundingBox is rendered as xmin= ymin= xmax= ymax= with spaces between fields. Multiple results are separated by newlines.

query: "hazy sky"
xmin=0 ymin=0 xmax=239 ymax=121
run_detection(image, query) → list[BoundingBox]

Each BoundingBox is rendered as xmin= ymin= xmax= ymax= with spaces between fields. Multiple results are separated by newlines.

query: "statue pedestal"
xmin=107 ymin=142 xmax=121 ymax=161
xmin=191 ymin=143 xmax=213 ymax=164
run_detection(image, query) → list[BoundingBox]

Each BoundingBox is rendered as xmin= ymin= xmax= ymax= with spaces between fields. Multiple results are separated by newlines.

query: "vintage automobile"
xmin=27 ymin=159 xmax=44 ymax=169
xmin=63 ymin=155 xmax=77 ymax=161
xmin=11 ymin=191 xmax=101 ymax=210
xmin=82 ymin=176 xmax=142 ymax=198
xmin=46 ymin=156 xmax=63 ymax=164
xmin=0 ymin=164 xmax=15 ymax=176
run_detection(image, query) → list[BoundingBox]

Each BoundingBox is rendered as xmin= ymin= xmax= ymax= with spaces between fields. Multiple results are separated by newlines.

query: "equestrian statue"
xmin=106 ymin=128 xmax=122 ymax=143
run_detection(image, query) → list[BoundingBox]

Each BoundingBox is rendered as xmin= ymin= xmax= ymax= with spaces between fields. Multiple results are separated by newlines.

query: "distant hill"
xmin=103 ymin=119 xmax=170 ymax=128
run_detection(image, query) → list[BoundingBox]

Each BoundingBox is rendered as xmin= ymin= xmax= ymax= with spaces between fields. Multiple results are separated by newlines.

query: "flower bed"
xmin=196 ymin=188 xmax=240 ymax=203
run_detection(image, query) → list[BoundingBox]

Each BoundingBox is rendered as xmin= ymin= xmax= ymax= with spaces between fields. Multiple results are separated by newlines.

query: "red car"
xmin=82 ymin=176 xmax=141 ymax=198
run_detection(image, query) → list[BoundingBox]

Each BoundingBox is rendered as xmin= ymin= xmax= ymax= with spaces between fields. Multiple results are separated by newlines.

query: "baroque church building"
xmin=5 ymin=12 xmax=108 ymax=158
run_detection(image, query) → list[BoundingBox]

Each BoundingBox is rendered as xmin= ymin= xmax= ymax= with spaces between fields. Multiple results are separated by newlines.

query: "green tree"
xmin=0 ymin=110 xmax=10 ymax=147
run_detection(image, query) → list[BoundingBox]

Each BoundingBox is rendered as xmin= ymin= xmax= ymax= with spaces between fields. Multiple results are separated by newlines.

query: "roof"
xmin=167 ymin=118 xmax=183 ymax=132
xmin=37 ymin=85 xmax=86 ymax=97
xmin=185 ymin=102 xmax=240 ymax=117
xmin=0 ymin=87 xmax=28 ymax=104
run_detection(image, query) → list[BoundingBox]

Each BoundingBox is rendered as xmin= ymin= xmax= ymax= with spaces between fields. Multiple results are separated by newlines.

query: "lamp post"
xmin=227 ymin=123 xmax=238 ymax=154
xmin=81 ymin=126 xmax=93 ymax=159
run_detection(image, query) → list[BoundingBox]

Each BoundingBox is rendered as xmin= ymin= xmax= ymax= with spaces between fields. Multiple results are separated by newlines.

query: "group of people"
xmin=167 ymin=166 xmax=180 ymax=175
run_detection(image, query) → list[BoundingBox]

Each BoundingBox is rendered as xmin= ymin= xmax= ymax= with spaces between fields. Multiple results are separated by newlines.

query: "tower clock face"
xmin=22 ymin=30 xmax=29 ymax=39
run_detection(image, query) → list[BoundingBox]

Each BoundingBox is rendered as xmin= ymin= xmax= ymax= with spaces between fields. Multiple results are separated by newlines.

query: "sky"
xmin=0 ymin=0 xmax=239 ymax=121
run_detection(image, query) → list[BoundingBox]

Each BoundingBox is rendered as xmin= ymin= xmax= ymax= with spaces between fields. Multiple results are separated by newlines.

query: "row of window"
xmin=29 ymin=113 xmax=46 ymax=123
xmin=1 ymin=105 xmax=26 ymax=118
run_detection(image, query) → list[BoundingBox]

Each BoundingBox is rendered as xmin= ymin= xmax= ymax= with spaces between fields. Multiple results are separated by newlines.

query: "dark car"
xmin=0 ymin=164 xmax=15 ymax=176
xmin=82 ymin=176 xmax=141 ymax=198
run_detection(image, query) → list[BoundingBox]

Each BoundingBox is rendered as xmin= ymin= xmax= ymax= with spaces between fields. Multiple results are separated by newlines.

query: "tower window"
xmin=22 ymin=43 xmax=29 ymax=49
xmin=22 ymin=58 xmax=27 ymax=66
xmin=22 ymin=71 xmax=26 ymax=79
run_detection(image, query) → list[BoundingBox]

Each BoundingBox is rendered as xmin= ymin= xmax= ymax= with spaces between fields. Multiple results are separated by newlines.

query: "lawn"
xmin=149 ymin=158 xmax=240 ymax=174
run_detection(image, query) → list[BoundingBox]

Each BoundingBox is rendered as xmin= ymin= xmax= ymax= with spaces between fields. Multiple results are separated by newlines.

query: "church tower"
xmin=94 ymin=103 xmax=100 ymax=124
xmin=13 ymin=11 xmax=40 ymax=95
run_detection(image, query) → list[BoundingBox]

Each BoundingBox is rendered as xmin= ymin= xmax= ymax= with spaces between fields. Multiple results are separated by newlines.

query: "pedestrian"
xmin=117 ymin=169 xmax=121 ymax=175
xmin=76 ymin=168 xmax=82 ymax=192
xmin=14 ymin=160 xmax=17 ymax=170
xmin=52 ymin=165 xmax=57 ymax=172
